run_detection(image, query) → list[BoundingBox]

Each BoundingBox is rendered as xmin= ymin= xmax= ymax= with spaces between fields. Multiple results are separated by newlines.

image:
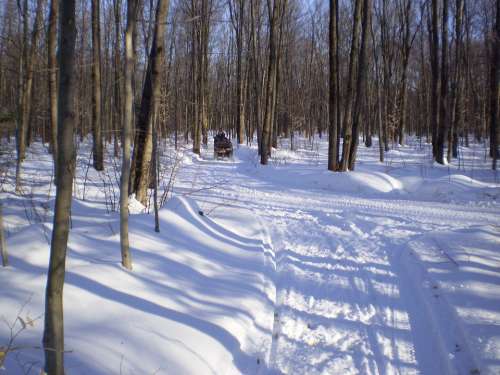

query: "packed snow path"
xmin=176 ymin=142 xmax=500 ymax=375
xmin=1 ymin=138 xmax=499 ymax=374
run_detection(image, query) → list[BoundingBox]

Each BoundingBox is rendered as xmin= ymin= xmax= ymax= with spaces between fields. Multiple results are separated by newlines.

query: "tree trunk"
xmin=449 ymin=0 xmax=464 ymax=161
xmin=15 ymin=0 xmax=43 ymax=191
xmin=120 ymin=0 xmax=138 ymax=271
xmin=48 ymin=0 xmax=58 ymax=177
xmin=371 ymin=17 xmax=384 ymax=162
xmin=131 ymin=0 xmax=170 ymax=205
xmin=92 ymin=0 xmax=104 ymax=171
xmin=270 ymin=0 xmax=286 ymax=152
xmin=348 ymin=0 xmax=371 ymax=171
xmin=113 ymin=0 xmax=122 ymax=158
xmin=436 ymin=0 xmax=449 ymax=164
xmin=398 ymin=0 xmax=411 ymax=146
xmin=0 ymin=203 xmax=8 ymax=267
xmin=191 ymin=7 xmax=200 ymax=154
xmin=153 ymin=113 xmax=160 ymax=233
xmin=339 ymin=0 xmax=362 ymax=171
xmin=231 ymin=0 xmax=245 ymax=144
xmin=250 ymin=0 xmax=261 ymax=155
xmin=42 ymin=0 xmax=77 ymax=372
xmin=492 ymin=0 xmax=500 ymax=169
xmin=430 ymin=0 xmax=440 ymax=159
xmin=261 ymin=0 xmax=281 ymax=165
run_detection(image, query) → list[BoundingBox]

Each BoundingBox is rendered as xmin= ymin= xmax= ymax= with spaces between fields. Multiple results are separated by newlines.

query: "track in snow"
xmin=176 ymin=145 xmax=499 ymax=375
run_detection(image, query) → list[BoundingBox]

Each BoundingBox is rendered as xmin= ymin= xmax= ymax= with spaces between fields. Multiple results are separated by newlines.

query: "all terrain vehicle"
xmin=213 ymin=132 xmax=233 ymax=158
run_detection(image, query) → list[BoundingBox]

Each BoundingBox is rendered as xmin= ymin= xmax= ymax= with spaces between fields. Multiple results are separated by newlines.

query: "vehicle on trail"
xmin=213 ymin=132 xmax=233 ymax=159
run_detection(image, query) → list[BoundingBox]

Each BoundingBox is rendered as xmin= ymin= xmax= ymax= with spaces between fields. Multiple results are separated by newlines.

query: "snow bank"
xmin=0 ymin=196 xmax=275 ymax=374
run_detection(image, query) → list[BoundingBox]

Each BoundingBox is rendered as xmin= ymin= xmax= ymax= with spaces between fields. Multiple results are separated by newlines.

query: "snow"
xmin=1 ymin=135 xmax=500 ymax=374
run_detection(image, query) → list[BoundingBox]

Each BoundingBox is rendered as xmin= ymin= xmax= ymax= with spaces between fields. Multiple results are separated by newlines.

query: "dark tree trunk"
xmin=339 ymin=0 xmax=362 ymax=171
xmin=48 ymin=0 xmax=58 ymax=176
xmin=429 ymin=0 xmax=440 ymax=157
xmin=449 ymin=0 xmax=464 ymax=161
xmin=230 ymin=0 xmax=245 ymax=144
xmin=113 ymin=0 xmax=122 ymax=158
xmin=328 ymin=0 xmax=339 ymax=171
xmin=261 ymin=0 xmax=281 ymax=165
xmin=492 ymin=0 xmax=500 ymax=169
xmin=430 ymin=0 xmax=440 ymax=159
xmin=250 ymin=0 xmax=261 ymax=155
xmin=0 ymin=203 xmax=7 ymax=267
xmin=398 ymin=0 xmax=412 ymax=146
xmin=42 ymin=0 xmax=77 ymax=372
xmin=436 ymin=0 xmax=449 ymax=164
xmin=131 ymin=0 xmax=170 ymax=204
xmin=92 ymin=0 xmax=104 ymax=171
xmin=348 ymin=0 xmax=372 ymax=171
xmin=15 ymin=0 xmax=43 ymax=191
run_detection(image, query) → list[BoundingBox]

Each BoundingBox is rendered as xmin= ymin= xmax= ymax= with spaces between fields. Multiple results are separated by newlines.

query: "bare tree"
xmin=397 ymin=0 xmax=412 ymax=146
xmin=48 ymin=0 xmax=58 ymax=174
xmin=250 ymin=0 xmax=262 ymax=154
xmin=229 ymin=0 xmax=245 ymax=144
xmin=42 ymin=0 xmax=77 ymax=372
xmin=430 ymin=0 xmax=440 ymax=158
xmin=449 ymin=0 xmax=464 ymax=161
xmin=371 ymin=16 xmax=385 ymax=162
xmin=339 ymin=0 xmax=363 ymax=171
xmin=113 ymin=0 xmax=122 ymax=158
xmin=15 ymin=0 xmax=44 ymax=191
xmin=436 ymin=0 xmax=449 ymax=164
xmin=328 ymin=0 xmax=339 ymax=171
xmin=0 ymin=203 xmax=7 ymax=267
xmin=261 ymin=0 xmax=284 ymax=165
xmin=120 ymin=0 xmax=138 ymax=271
xmin=348 ymin=0 xmax=372 ymax=170
xmin=491 ymin=0 xmax=500 ymax=169
xmin=92 ymin=0 xmax=104 ymax=171
xmin=131 ymin=0 xmax=170 ymax=205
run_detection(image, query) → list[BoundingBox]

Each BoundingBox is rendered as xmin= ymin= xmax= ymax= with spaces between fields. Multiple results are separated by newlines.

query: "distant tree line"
xmin=0 ymin=0 xmax=498 ymax=175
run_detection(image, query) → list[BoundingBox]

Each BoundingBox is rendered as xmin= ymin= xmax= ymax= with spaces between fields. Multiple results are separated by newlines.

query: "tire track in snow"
xmin=177 ymin=153 xmax=500 ymax=374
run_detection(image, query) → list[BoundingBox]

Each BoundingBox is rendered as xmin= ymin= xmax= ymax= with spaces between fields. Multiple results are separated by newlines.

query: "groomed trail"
xmin=175 ymin=141 xmax=500 ymax=375
xmin=1 ymin=137 xmax=499 ymax=374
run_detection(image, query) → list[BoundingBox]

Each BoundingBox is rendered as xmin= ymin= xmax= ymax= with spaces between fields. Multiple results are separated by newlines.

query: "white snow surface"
xmin=1 ymin=136 xmax=500 ymax=374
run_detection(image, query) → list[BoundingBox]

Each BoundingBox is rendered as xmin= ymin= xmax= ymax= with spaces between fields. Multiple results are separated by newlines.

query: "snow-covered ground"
xmin=1 ymin=135 xmax=499 ymax=374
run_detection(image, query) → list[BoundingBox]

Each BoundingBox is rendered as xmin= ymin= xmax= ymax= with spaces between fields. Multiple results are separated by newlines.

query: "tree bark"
xmin=371 ymin=16 xmax=384 ymax=162
xmin=191 ymin=3 xmax=200 ymax=154
xmin=250 ymin=0 xmax=261 ymax=155
xmin=92 ymin=0 xmax=104 ymax=171
xmin=436 ymin=0 xmax=449 ymax=164
xmin=48 ymin=0 xmax=58 ymax=176
xmin=348 ymin=0 xmax=371 ymax=171
xmin=199 ymin=0 xmax=210 ymax=147
xmin=449 ymin=0 xmax=464 ymax=161
xmin=230 ymin=0 xmax=245 ymax=144
xmin=339 ymin=0 xmax=363 ymax=171
xmin=0 ymin=203 xmax=8 ymax=267
xmin=120 ymin=0 xmax=138 ymax=271
xmin=430 ymin=0 xmax=440 ymax=159
xmin=131 ymin=0 xmax=170 ymax=205
xmin=492 ymin=0 xmax=500 ymax=169
xmin=398 ymin=0 xmax=412 ymax=146
xmin=43 ymin=0 xmax=77 ymax=372
xmin=15 ymin=0 xmax=43 ymax=191
xmin=113 ymin=0 xmax=122 ymax=158
xmin=261 ymin=0 xmax=281 ymax=165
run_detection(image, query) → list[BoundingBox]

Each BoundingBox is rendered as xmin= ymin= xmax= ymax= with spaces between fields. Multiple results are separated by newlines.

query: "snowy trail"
xmin=1 ymin=139 xmax=499 ymax=374
xmin=176 ymin=146 xmax=500 ymax=374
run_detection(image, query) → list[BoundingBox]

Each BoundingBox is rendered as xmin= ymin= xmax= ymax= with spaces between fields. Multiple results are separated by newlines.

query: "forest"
xmin=0 ymin=0 xmax=499 ymax=374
